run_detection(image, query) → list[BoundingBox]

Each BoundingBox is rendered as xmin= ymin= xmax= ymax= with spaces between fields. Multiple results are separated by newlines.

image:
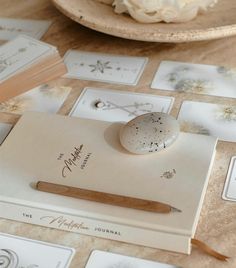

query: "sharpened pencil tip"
xmin=171 ymin=207 xmax=182 ymax=213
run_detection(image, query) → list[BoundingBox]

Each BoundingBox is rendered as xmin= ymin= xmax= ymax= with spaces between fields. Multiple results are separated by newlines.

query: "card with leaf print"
xmin=85 ymin=250 xmax=179 ymax=268
xmin=0 ymin=17 xmax=51 ymax=41
xmin=151 ymin=60 xmax=236 ymax=99
xmin=0 ymin=84 xmax=71 ymax=115
xmin=0 ymin=122 xmax=12 ymax=145
xmin=69 ymin=87 xmax=174 ymax=122
xmin=178 ymin=100 xmax=236 ymax=142
xmin=64 ymin=50 xmax=148 ymax=85
xmin=0 ymin=232 xmax=74 ymax=268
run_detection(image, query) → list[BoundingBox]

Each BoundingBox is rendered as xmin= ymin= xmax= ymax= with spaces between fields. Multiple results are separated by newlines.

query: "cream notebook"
xmin=0 ymin=112 xmax=217 ymax=254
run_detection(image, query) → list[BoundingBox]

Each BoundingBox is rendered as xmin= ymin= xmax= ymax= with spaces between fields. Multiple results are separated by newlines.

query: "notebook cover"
xmin=0 ymin=112 xmax=217 ymax=238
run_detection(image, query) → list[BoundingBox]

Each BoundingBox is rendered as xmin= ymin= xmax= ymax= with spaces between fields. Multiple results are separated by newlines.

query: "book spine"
xmin=0 ymin=200 xmax=190 ymax=254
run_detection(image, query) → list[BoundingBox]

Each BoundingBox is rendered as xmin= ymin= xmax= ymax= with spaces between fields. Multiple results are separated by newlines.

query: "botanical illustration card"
xmin=0 ymin=35 xmax=55 ymax=82
xmin=0 ymin=84 xmax=71 ymax=115
xmin=222 ymin=156 xmax=236 ymax=202
xmin=85 ymin=250 xmax=179 ymax=268
xmin=0 ymin=232 xmax=75 ymax=268
xmin=69 ymin=87 xmax=174 ymax=122
xmin=178 ymin=100 xmax=236 ymax=142
xmin=0 ymin=17 xmax=51 ymax=41
xmin=63 ymin=50 xmax=148 ymax=85
xmin=151 ymin=60 xmax=236 ymax=99
xmin=0 ymin=122 xmax=12 ymax=145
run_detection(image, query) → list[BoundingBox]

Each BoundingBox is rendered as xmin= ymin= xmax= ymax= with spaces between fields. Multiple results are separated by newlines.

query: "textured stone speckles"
xmin=119 ymin=112 xmax=179 ymax=154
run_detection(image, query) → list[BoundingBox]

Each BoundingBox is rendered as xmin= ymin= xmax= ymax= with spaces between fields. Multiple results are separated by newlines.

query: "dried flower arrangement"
xmin=96 ymin=0 xmax=218 ymax=23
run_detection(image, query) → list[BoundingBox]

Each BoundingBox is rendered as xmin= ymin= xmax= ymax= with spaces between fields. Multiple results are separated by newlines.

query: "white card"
xmin=85 ymin=250 xmax=180 ymax=268
xmin=222 ymin=156 xmax=236 ymax=202
xmin=151 ymin=61 xmax=236 ymax=99
xmin=178 ymin=101 xmax=236 ymax=142
xmin=0 ymin=17 xmax=51 ymax=41
xmin=70 ymin=87 xmax=174 ymax=122
xmin=0 ymin=122 xmax=12 ymax=145
xmin=0 ymin=232 xmax=75 ymax=268
xmin=64 ymin=50 xmax=148 ymax=85
xmin=0 ymin=35 xmax=55 ymax=82
xmin=0 ymin=84 xmax=71 ymax=115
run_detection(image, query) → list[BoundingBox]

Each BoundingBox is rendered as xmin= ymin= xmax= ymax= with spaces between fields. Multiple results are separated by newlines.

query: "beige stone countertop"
xmin=0 ymin=1 xmax=236 ymax=267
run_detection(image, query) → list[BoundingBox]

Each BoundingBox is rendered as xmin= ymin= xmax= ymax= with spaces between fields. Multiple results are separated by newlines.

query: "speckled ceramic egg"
xmin=119 ymin=112 xmax=179 ymax=154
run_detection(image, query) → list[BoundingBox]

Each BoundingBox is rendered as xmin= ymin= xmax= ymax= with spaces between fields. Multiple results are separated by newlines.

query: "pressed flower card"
xmin=0 ymin=232 xmax=74 ymax=268
xmin=64 ymin=50 xmax=148 ymax=85
xmin=152 ymin=60 xmax=236 ymax=99
xmin=70 ymin=87 xmax=174 ymax=122
xmin=0 ymin=122 xmax=12 ymax=145
xmin=178 ymin=101 xmax=236 ymax=142
xmin=222 ymin=156 xmax=236 ymax=202
xmin=0 ymin=84 xmax=71 ymax=115
xmin=85 ymin=250 xmax=179 ymax=268
xmin=0 ymin=17 xmax=51 ymax=41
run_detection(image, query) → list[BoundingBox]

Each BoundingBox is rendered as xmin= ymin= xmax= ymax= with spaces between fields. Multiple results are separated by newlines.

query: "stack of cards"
xmin=0 ymin=232 xmax=74 ymax=268
xmin=0 ymin=35 xmax=67 ymax=102
xmin=70 ymin=87 xmax=174 ymax=122
xmin=64 ymin=50 xmax=148 ymax=85
xmin=85 ymin=250 xmax=180 ymax=268
xmin=0 ymin=17 xmax=51 ymax=41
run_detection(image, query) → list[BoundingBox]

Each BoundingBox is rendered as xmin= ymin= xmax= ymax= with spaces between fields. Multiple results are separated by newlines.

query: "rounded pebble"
xmin=119 ymin=112 xmax=180 ymax=154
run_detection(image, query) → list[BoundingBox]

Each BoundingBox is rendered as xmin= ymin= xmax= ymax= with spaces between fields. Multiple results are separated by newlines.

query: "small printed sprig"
xmin=39 ymin=84 xmax=71 ymax=98
xmin=89 ymin=60 xmax=112 ymax=73
xmin=0 ymin=96 xmax=32 ymax=114
xmin=215 ymin=106 xmax=236 ymax=122
xmin=161 ymin=169 xmax=177 ymax=179
xmin=0 ymin=25 xmax=26 ymax=32
xmin=180 ymin=120 xmax=210 ymax=135
xmin=217 ymin=66 xmax=236 ymax=79
xmin=175 ymin=79 xmax=212 ymax=94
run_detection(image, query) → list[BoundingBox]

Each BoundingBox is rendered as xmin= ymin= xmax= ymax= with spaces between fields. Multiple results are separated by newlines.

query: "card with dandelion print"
xmin=63 ymin=50 xmax=148 ymax=85
xmin=0 ymin=84 xmax=71 ymax=115
xmin=178 ymin=101 xmax=236 ymax=142
xmin=85 ymin=250 xmax=179 ymax=268
xmin=70 ymin=87 xmax=174 ymax=122
xmin=0 ymin=122 xmax=12 ymax=145
xmin=152 ymin=61 xmax=236 ymax=99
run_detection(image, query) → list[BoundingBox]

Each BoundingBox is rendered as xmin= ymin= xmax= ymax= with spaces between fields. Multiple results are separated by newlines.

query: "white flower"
xmin=109 ymin=0 xmax=218 ymax=23
xmin=160 ymin=6 xmax=179 ymax=22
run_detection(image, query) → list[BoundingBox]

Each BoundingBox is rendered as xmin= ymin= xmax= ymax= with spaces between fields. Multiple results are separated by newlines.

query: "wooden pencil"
xmin=36 ymin=181 xmax=182 ymax=214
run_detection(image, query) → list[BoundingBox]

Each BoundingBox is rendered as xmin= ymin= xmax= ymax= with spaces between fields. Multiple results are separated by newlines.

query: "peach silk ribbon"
xmin=191 ymin=239 xmax=229 ymax=262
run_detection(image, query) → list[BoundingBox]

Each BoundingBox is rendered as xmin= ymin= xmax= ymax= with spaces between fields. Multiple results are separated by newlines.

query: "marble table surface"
xmin=0 ymin=1 xmax=236 ymax=267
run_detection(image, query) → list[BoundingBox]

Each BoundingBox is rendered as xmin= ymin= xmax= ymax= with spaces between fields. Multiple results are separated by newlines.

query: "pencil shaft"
xmin=36 ymin=181 xmax=172 ymax=213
